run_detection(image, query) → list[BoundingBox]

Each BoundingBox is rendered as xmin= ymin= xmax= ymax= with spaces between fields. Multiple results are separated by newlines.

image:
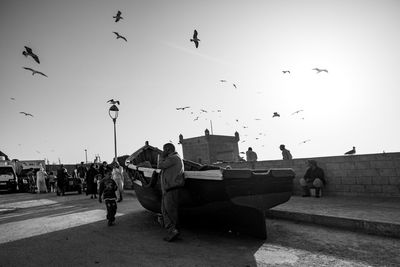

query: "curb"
xmin=265 ymin=209 xmax=400 ymax=239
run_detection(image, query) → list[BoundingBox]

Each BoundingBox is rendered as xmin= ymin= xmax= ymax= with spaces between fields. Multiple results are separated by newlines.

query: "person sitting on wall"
xmin=246 ymin=147 xmax=258 ymax=162
xmin=299 ymin=160 xmax=326 ymax=198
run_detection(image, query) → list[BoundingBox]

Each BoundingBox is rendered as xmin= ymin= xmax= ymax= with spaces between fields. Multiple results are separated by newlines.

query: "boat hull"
xmin=130 ymin=168 xmax=294 ymax=239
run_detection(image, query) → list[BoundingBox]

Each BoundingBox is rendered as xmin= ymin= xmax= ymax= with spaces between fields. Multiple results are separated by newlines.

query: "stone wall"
xmin=216 ymin=152 xmax=400 ymax=197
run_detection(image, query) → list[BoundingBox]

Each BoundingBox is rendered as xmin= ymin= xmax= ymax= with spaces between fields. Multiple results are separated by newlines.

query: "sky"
xmin=1 ymin=0 xmax=400 ymax=164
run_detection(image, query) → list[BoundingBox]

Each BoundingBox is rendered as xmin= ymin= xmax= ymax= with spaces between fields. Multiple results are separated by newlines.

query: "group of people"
xmin=244 ymin=145 xmax=324 ymax=198
xmin=245 ymin=144 xmax=293 ymax=162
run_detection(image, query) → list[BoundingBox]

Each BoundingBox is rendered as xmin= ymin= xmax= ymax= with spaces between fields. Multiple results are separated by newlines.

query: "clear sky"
xmin=1 ymin=0 xmax=400 ymax=164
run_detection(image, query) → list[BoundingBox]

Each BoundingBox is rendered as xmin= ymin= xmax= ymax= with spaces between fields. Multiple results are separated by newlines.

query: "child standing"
xmin=98 ymin=168 xmax=118 ymax=226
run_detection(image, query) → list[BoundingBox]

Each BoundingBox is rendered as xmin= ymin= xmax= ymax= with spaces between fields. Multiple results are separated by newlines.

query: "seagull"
xmin=220 ymin=80 xmax=227 ymax=82
xmin=20 ymin=112 xmax=33 ymax=117
xmin=299 ymin=139 xmax=311 ymax=145
xmin=254 ymin=118 xmax=261 ymax=120
xmin=200 ymin=109 xmax=207 ymax=113
xmin=232 ymin=83 xmax=237 ymax=89
xmin=312 ymin=68 xmax=328 ymax=74
xmin=22 ymin=46 xmax=40 ymax=64
xmin=107 ymin=99 xmax=120 ymax=105
xmin=113 ymin=32 xmax=127 ymax=42
xmin=291 ymin=110 xmax=304 ymax=115
xmin=176 ymin=106 xmax=190 ymax=110
xmin=345 ymin=146 xmax=356 ymax=155
xmin=282 ymin=70 xmax=290 ymax=74
xmin=22 ymin=67 xmax=48 ymax=77
xmin=190 ymin=29 xmax=200 ymax=48
xmin=273 ymin=112 xmax=280 ymax=118
xmin=10 ymin=97 xmax=16 ymax=101
xmin=193 ymin=116 xmax=199 ymax=121
xmin=242 ymin=126 xmax=248 ymax=129
xmin=113 ymin=10 xmax=123 ymax=22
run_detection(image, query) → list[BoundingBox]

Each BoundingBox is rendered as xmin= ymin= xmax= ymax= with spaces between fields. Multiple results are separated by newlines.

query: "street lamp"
xmin=84 ymin=149 xmax=88 ymax=164
xmin=108 ymin=104 xmax=119 ymax=162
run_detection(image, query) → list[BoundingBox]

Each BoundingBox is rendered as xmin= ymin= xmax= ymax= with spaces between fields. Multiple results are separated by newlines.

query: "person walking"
xmin=158 ymin=143 xmax=185 ymax=242
xmin=99 ymin=161 xmax=108 ymax=178
xmin=56 ymin=165 xmax=68 ymax=196
xmin=36 ymin=165 xmax=48 ymax=193
xmin=48 ymin=171 xmax=56 ymax=192
xmin=98 ymin=168 xmax=118 ymax=226
xmin=86 ymin=164 xmax=98 ymax=199
xmin=77 ymin=162 xmax=87 ymax=180
xmin=279 ymin=144 xmax=293 ymax=160
xmin=299 ymin=160 xmax=326 ymax=198
xmin=112 ymin=162 xmax=124 ymax=202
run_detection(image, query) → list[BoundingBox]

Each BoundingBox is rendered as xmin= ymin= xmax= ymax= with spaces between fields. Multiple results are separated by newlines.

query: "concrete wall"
xmin=216 ymin=152 xmax=400 ymax=197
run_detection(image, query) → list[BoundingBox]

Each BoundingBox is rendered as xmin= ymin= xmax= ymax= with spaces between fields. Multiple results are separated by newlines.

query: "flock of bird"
xmin=12 ymin=9 xmax=357 ymax=158
xmin=113 ymin=11 xmax=127 ymax=42
xmin=177 ymin=29 xmax=352 ymax=154
xmin=17 ymin=11 xmax=128 ymax=119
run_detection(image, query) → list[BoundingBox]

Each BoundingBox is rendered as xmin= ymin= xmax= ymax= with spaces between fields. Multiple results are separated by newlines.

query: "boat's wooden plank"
xmin=184 ymin=170 xmax=223 ymax=180
xmin=127 ymin=163 xmax=223 ymax=180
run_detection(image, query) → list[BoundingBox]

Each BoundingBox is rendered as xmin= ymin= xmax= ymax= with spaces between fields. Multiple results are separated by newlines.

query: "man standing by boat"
xmin=158 ymin=143 xmax=185 ymax=242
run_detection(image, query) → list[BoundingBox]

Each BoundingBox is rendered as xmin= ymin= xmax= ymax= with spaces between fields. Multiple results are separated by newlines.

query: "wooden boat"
xmin=125 ymin=143 xmax=295 ymax=239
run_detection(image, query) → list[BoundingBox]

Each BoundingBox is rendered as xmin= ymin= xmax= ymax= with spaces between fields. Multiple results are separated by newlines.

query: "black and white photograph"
xmin=1 ymin=0 xmax=399 ymax=266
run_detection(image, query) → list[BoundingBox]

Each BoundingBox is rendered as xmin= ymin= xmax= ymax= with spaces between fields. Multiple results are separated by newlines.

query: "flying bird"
xmin=176 ymin=106 xmax=190 ymax=110
xmin=113 ymin=32 xmax=127 ymax=42
xmin=20 ymin=112 xmax=33 ymax=117
xmin=345 ymin=146 xmax=356 ymax=155
xmin=10 ymin=97 xmax=16 ymax=101
xmin=312 ymin=68 xmax=328 ymax=74
xmin=272 ymin=112 xmax=280 ymax=118
xmin=107 ymin=99 xmax=120 ymax=105
xmin=22 ymin=67 xmax=48 ymax=77
xmin=22 ymin=46 xmax=40 ymax=64
xmin=200 ymin=109 xmax=207 ymax=113
xmin=299 ymin=139 xmax=311 ymax=145
xmin=291 ymin=110 xmax=304 ymax=115
xmin=232 ymin=83 xmax=237 ymax=89
xmin=193 ymin=116 xmax=199 ymax=121
xmin=220 ymin=80 xmax=227 ymax=82
xmin=113 ymin=10 xmax=123 ymax=22
xmin=190 ymin=29 xmax=200 ymax=48
xmin=282 ymin=70 xmax=290 ymax=74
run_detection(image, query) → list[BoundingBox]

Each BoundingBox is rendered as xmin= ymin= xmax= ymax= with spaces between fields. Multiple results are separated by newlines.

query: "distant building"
xmin=179 ymin=129 xmax=240 ymax=164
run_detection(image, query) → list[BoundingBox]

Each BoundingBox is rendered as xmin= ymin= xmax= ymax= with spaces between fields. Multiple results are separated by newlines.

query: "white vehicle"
xmin=0 ymin=157 xmax=18 ymax=192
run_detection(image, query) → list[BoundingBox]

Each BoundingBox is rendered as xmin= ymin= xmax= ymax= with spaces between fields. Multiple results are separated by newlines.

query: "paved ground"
xmin=0 ymin=191 xmax=399 ymax=266
xmin=266 ymin=195 xmax=400 ymax=238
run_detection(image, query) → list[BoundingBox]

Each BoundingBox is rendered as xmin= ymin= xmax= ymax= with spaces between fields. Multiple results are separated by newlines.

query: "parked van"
xmin=0 ymin=157 xmax=18 ymax=193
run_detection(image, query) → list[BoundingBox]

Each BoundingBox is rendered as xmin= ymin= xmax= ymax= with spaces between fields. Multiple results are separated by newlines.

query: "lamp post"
xmin=84 ymin=149 xmax=88 ymax=164
xmin=108 ymin=104 xmax=119 ymax=163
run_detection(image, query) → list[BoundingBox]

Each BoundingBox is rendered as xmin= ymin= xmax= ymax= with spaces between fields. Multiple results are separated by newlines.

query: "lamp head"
xmin=109 ymin=104 xmax=119 ymax=120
